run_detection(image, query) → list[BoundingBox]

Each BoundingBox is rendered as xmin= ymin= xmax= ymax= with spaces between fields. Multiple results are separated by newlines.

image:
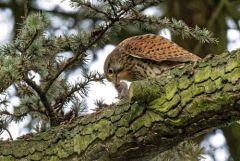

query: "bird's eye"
xmin=108 ymin=69 xmax=113 ymax=75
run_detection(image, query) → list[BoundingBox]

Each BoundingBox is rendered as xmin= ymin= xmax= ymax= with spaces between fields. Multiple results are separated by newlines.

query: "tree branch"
xmin=0 ymin=49 xmax=240 ymax=161
xmin=23 ymin=76 xmax=57 ymax=126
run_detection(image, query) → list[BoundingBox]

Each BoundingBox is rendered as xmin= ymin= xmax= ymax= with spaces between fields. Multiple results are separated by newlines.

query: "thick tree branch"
xmin=0 ymin=49 xmax=240 ymax=161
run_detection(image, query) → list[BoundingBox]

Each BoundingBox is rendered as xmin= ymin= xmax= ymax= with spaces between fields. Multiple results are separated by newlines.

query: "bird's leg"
xmin=114 ymin=81 xmax=129 ymax=99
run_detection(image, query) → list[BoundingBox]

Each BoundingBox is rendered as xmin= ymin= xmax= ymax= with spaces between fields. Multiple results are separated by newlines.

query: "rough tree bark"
xmin=0 ymin=49 xmax=240 ymax=161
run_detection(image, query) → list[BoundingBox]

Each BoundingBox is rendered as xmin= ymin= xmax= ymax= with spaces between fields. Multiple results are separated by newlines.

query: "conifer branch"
xmin=23 ymin=76 xmax=57 ymax=126
xmin=0 ymin=0 xmax=220 ymax=131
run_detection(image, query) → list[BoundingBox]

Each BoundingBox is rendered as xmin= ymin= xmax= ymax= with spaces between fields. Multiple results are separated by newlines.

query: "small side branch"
xmin=23 ymin=76 xmax=57 ymax=126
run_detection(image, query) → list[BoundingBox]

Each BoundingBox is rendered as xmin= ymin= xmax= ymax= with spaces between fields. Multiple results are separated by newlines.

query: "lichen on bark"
xmin=0 ymin=49 xmax=240 ymax=161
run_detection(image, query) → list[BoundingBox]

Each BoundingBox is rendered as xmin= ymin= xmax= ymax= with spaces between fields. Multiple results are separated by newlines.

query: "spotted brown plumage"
xmin=118 ymin=34 xmax=200 ymax=62
xmin=104 ymin=34 xmax=201 ymax=84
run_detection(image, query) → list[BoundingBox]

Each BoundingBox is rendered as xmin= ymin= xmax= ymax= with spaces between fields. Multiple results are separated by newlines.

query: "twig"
xmin=107 ymin=0 xmax=118 ymax=17
xmin=54 ymin=75 xmax=104 ymax=110
xmin=43 ymin=20 xmax=115 ymax=95
xmin=23 ymin=76 xmax=57 ymax=126
xmin=78 ymin=2 xmax=110 ymax=19
xmin=4 ymin=128 xmax=13 ymax=141
xmin=23 ymin=0 xmax=29 ymax=18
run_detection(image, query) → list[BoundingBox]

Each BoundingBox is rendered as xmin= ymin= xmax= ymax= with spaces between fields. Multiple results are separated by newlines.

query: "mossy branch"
xmin=0 ymin=0 xmax=219 ymax=129
xmin=0 ymin=49 xmax=240 ymax=161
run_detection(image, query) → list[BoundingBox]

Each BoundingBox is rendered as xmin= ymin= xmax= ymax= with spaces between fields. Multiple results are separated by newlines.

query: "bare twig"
xmin=4 ymin=128 xmax=13 ymax=141
xmin=23 ymin=0 xmax=29 ymax=18
xmin=23 ymin=76 xmax=57 ymax=126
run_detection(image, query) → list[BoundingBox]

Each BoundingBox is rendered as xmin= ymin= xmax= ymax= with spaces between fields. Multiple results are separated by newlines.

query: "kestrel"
xmin=104 ymin=34 xmax=201 ymax=84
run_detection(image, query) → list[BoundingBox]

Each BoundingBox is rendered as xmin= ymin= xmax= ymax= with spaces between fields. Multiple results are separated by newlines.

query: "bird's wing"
xmin=118 ymin=34 xmax=201 ymax=62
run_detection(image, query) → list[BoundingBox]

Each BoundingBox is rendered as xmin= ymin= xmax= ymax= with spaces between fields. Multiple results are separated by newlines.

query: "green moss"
xmin=33 ymin=142 xmax=47 ymax=152
xmin=52 ymin=146 xmax=69 ymax=159
xmin=114 ymin=103 xmax=129 ymax=115
xmin=147 ymin=110 xmax=163 ymax=122
xmin=134 ymin=127 xmax=148 ymax=137
xmin=180 ymin=83 xmax=205 ymax=106
xmin=74 ymin=134 xmax=97 ymax=154
xmin=166 ymin=118 xmax=182 ymax=126
xmin=215 ymin=93 xmax=234 ymax=105
xmin=211 ymin=66 xmax=225 ymax=80
xmin=81 ymin=125 xmax=93 ymax=135
xmin=75 ymin=119 xmax=115 ymax=152
xmin=234 ymin=83 xmax=240 ymax=91
xmin=80 ymin=115 xmax=94 ymax=125
xmin=107 ymin=137 xmax=125 ymax=153
xmin=223 ymin=83 xmax=235 ymax=92
xmin=48 ymin=156 xmax=59 ymax=161
xmin=225 ymin=57 xmax=240 ymax=72
xmin=180 ymin=88 xmax=192 ymax=106
xmin=40 ymin=132 xmax=53 ymax=141
xmin=185 ymin=98 xmax=211 ymax=117
xmin=149 ymin=95 xmax=167 ymax=110
xmin=201 ymin=79 xmax=216 ymax=93
xmin=116 ymin=127 xmax=129 ymax=137
xmin=28 ymin=152 xmax=43 ymax=161
xmin=129 ymin=103 xmax=144 ymax=122
xmin=94 ymin=108 xmax=114 ymax=121
xmin=60 ymin=140 xmax=74 ymax=155
xmin=158 ymin=95 xmax=180 ymax=112
xmin=129 ymin=80 xmax=161 ymax=102
xmin=130 ymin=117 xmax=144 ymax=132
xmin=118 ymin=115 xmax=130 ymax=127
xmin=112 ymin=101 xmax=130 ymax=115
xmin=170 ymin=65 xmax=191 ymax=76
xmin=178 ymin=76 xmax=192 ymax=90
xmin=103 ymin=108 xmax=114 ymax=118
xmin=0 ymin=156 xmax=15 ymax=161
xmin=130 ymin=111 xmax=162 ymax=132
xmin=197 ymin=61 xmax=209 ymax=68
xmin=215 ymin=78 xmax=223 ymax=89
xmin=167 ymin=107 xmax=180 ymax=118
xmin=185 ymin=92 xmax=233 ymax=117
xmin=111 ymin=115 xmax=122 ymax=122
xmin=192 ymin=84 xmax=205 ymax=96
xmin=194 ymin=66 xmax=211 ymax=83
xmin=224 ymin=68 xmax=240 ymax=84
xmin=1 ymin=145 xmax=13 ymax=156
xmin=165 ymin=81 xmax=178 ymax=100
xmin=215 ymin=52 xmax=229 ymax=64
xmin=94 ymin=119 xmax=116 ymax=140
xmin=82 ymin=119 xmax=116 ymax=140
xmin=12 ymin=142 xmax=29 ymax=157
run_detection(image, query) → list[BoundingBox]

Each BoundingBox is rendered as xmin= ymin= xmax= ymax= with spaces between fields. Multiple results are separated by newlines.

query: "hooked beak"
xmin=114 ymin=73 xmax=120 ymax=84
xmin=112 ymin=67 xmax=123 ymax=84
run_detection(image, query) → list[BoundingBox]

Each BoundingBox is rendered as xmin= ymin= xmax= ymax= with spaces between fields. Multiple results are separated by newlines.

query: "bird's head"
xmin=104 ymin=49 xmax=131 ymax=84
